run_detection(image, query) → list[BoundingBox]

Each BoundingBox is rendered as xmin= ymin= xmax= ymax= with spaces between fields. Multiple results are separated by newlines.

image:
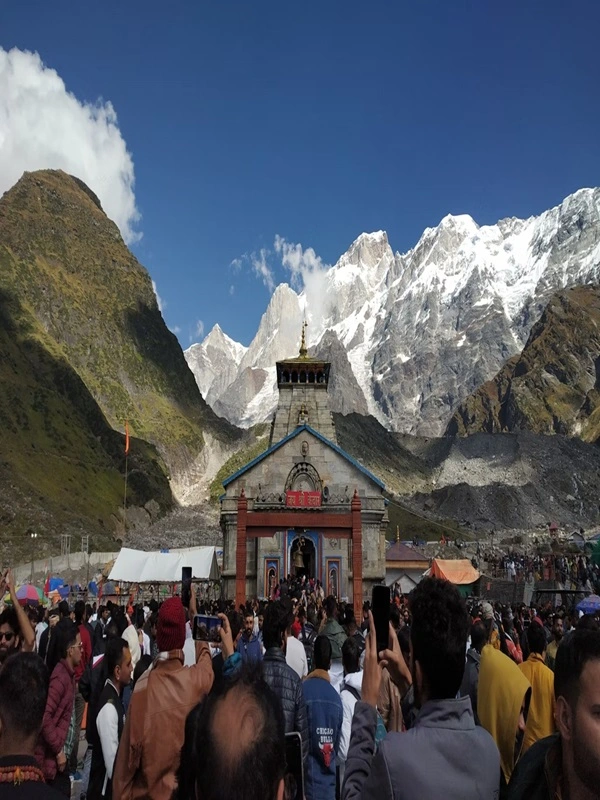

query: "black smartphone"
xmin=181 ymin=566 xmax=192 ymax=609
xmin=284 ymin=732 xmax=304 ymax=800
xmin=372 ymin=585 xmax=391 ymax=654
xmin=193 ymin=614 xmax=221 ymax=642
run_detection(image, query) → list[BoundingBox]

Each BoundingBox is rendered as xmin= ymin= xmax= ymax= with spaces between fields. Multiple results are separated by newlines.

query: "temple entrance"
xmin=290 ymin=535 xmax=316 ymax=579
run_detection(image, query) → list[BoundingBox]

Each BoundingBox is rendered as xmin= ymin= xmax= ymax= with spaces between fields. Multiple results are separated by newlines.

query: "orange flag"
xmin=125 ymin=420 xmax=130 ymax=455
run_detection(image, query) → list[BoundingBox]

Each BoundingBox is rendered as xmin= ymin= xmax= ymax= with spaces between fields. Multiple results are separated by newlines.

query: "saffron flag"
xmin=125 ymin=420 xmax=130 ymax=456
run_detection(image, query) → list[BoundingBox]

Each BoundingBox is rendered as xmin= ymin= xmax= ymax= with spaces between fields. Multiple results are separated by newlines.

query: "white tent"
xmin=108 ymin=546 xmax=220 ymax=583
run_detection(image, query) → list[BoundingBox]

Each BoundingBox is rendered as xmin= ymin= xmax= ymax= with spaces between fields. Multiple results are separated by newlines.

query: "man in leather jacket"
xmin=262 ymin=599 xmax=309 ymax=770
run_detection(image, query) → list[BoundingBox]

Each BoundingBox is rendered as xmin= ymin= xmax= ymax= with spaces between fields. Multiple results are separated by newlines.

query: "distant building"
xmin=385 ymin=540 xmax=429 ymax=593
xmin=219 ymin=325 xmax=388 ymax=616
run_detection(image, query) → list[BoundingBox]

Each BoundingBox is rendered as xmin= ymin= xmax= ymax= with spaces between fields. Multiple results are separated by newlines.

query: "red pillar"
xmin=235 ymin=490 xmax=248 ymax=609
xmin=351 ymin=490 xmax=363 ymax=620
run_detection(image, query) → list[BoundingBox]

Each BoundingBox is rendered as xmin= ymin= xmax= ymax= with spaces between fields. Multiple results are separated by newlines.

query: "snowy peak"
xmin=186 ymin=187 xmax=600 ymax=434
xmin=202 ymin=323 xmax=247 ymax=364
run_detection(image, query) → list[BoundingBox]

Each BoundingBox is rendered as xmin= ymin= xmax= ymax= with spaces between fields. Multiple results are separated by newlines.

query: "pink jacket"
xmin=35 ymin=659 xmax=75 ymax=780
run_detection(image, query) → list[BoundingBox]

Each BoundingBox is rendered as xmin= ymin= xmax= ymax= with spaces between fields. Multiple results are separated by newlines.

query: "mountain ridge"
xmin=187 ymin=187 xmax=600 ymax=436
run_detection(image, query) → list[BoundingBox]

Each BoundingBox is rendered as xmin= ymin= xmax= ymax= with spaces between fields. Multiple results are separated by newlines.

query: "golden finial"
xmin=299 ymin=319 xmax=308 ymax=358
xmin=396 ymin=526 xmax=400 ymax=543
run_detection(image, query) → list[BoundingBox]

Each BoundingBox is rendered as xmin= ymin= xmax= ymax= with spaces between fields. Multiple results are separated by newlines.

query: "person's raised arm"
xmin=6 ymin=570 xmax=35 ymax=652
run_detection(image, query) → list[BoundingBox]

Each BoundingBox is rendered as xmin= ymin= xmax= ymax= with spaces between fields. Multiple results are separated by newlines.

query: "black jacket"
xmin=262 ymin=647 xmax=309 ymax=765
xmin=87 ymin=681 xmax=125 ymax=800
xmin=506 ymin=734 xmax=558 ymax=800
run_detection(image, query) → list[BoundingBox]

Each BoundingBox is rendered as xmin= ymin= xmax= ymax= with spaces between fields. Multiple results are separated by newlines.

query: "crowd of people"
xmin=1 ymin=565 xmax=600 ymax=799
xmin=483 ymin=550 xmax=599 ymax=588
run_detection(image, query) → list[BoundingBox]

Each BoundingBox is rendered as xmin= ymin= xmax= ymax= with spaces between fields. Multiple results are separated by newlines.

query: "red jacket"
xmin=35 ymin=659 xmax=75 ymax=780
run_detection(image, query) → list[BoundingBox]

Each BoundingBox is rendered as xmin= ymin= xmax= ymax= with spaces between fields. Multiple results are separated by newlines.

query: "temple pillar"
xmin=351 ymin=490 xmax=363 ymax=620
xmin=235 ymin=490 xmax=248 ymax=608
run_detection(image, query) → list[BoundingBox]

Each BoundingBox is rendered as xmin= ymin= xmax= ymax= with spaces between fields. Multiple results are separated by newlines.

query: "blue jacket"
xmin=236 ymin=632 xmax=263 ymax=663
xmin=302 ymin=669 xmax=343 ymax=800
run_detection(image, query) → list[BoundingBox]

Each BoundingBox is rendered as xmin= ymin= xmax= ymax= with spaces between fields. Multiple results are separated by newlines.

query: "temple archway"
xmin=290 ymin=535 xmax=316 ymax=579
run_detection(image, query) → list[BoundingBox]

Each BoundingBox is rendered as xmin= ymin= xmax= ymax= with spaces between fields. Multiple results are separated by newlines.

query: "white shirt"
xmin=35 ymin=621 xmax=48 ymax=650
xmin=96 ymin=679 xmax=121 ymax=784
xmin=339 ymin=670 xmax=363 ymax=762
xmin=183 ymin=621 xmax=196 ymax=666
xmin=285 ymin=635 xmax=308 ymax=678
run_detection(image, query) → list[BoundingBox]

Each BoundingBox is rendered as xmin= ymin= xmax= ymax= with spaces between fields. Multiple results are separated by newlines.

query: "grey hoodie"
xmin=342 ymin=696 xmax=500 ymax=800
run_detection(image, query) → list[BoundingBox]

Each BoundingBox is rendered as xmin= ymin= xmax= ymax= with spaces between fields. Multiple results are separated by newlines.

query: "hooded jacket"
xmin=321 ymin=618 xmax=347 ymax=660
xmin=342 ymin=696 xmax=500 ymax=800
xmin=302 ymin=669 xmax=343 ymax=800
xmin=478 ymin=645 xmax=532 ymax=787
xmin=517 ymin=654 xmax=556 ymax=753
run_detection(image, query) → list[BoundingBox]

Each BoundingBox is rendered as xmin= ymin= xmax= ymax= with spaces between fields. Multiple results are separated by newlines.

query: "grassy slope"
xmin=0 ymin=171 xmax=238 ymax=476
xmin=0 ymin=287 xmax=172 ymax=563
xmin=448 ymin=286 xmax=600 ymax=442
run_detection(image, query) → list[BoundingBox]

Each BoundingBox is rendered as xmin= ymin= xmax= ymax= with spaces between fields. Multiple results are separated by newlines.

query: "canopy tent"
xmin=108 ymin=547 xmax=220 ymax=584
xmin=427 ymin=558 xmax=480 ymax=585
xmin=386 ymin=570 xmax=420 ymax=594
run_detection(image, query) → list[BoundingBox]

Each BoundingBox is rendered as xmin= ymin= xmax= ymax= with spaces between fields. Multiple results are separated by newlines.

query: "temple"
xmin=219 ymin=324 xmax=387 ymax=617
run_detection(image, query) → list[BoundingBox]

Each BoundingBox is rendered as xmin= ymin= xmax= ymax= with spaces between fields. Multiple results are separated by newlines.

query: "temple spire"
xmin=299 ymin=319 xmax=308 ymax=359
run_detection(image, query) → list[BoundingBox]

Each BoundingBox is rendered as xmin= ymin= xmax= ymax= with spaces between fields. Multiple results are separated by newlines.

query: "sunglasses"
xmin=69 ymin=641 xmax=84 ymax=650
xmin=0 ymin=632 xmax=15 ymax=643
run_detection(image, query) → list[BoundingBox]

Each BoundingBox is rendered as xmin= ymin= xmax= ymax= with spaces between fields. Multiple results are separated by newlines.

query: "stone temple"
xmin=219 ymin=325 xmax=388 ymax=617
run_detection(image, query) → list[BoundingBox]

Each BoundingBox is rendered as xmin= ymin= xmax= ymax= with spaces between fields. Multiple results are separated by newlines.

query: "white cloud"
xmin=230 ymin=257 xmax=243 ymax=272
xmin=152 ymin=280 xmax=165 ymax=313
xmin=251 ymin=248 xmax=276 ymax=294
xmin=273 ymin=235 xmax=332 ymax=338
xmin=169 ymin=325 xmax=181 ymax=335
xmin=0 ymin=47 xmax=141 ymax=244
xmin=195 ymin=320 xmax=205 ymax=339
xmin=229 ymin=284 xmax=235 ymax=295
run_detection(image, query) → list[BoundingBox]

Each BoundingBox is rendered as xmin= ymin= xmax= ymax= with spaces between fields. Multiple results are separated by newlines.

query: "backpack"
xmin=299 ymin=623 xmax=317 ymax=672
xmin=342 ymin=684 xmax=387 ymax=749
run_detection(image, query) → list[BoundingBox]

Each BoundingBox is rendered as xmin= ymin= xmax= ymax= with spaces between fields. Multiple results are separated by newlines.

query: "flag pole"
xmin=123 ymin=419 xmax=130 ymax=517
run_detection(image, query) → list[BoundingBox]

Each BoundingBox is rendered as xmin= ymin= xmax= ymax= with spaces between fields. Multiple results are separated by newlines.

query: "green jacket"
xmin=321 ymin=618 xmax=347 ymax=659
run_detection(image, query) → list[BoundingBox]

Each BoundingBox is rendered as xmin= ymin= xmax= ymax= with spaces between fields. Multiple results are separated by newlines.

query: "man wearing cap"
xmin=112 ymin=596 xmax=222 ymax=799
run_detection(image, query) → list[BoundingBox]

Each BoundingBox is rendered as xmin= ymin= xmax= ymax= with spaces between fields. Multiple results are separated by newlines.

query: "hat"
xmin=156 ymin=597 xmax=187 ymax=652
xmin=482 ymin=602 xmax=494 ymax=621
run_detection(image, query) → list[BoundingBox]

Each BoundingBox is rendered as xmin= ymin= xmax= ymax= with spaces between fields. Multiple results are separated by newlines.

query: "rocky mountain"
xmin=186 ymin=189 xmax=600 ymax=436
xmin=0 ymin=170 xmax=242 ymax=556
xmin=403 ymin=431 xmax=600 ymax=533
xmin=447 ymin=284 xmax=600 ymax=442
xmin=186 ymin=324 xmax=247 ymax=406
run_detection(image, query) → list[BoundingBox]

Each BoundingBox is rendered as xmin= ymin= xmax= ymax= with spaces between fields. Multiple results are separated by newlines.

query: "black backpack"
xmin=298 ymin=623 xmax=317 ymax=672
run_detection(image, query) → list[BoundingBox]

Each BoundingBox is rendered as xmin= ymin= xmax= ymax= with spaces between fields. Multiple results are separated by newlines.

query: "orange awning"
xmin=429 ymin=558 xmax=480 ymax=585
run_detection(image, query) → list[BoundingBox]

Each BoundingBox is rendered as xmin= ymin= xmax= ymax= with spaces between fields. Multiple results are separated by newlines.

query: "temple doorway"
xmin=290 ymin=535 xmax=316 ymax=580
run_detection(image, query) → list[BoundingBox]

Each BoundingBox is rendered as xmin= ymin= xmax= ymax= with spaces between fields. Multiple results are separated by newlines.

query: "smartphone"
xmin=284 ymin=732 xmax=304 ymax=800
xmin=192 ymin=614 xmax=221 ymax=642
xmin=181 ymin=566 xmax=192 ymax=609
xmin=372 ymin=585 xmax=391 ymax=653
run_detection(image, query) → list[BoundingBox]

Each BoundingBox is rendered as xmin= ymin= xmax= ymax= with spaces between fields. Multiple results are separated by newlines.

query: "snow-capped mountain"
xmin=185 ymin=324 xmax=247 ymax=408
xmin=185 ymin=188 xmax=600 ymax=435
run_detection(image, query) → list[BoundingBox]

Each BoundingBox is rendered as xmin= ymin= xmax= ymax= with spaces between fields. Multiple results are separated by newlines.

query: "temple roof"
xmin=222 ymin=423 xmax=385 ymax=490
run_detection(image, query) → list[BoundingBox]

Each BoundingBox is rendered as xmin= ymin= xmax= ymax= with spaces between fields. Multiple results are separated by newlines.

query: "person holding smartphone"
xmin=342 ymin=578 xmax=501 ymax=800
xmin=112 ymin=596 xmax=226 ymax=800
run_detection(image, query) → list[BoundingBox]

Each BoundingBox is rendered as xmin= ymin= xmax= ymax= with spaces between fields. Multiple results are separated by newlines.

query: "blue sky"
xmin=1 ymin=0 xmax=599 ymax=346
